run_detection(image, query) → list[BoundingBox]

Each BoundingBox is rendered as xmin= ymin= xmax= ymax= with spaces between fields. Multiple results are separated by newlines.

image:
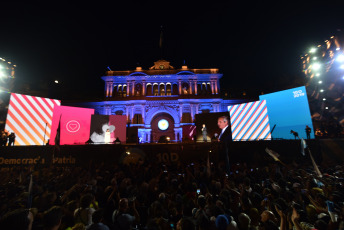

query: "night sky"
xmin=1 ymin=2 xmax=344 ymax=101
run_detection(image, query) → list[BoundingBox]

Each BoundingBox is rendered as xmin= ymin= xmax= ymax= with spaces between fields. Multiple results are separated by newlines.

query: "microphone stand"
xmin=43 ymin=123 xmax=47 ymax=145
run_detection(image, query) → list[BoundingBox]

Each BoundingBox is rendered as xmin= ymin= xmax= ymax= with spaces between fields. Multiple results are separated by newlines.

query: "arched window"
xmin=159 ymin=83 xmax=165 ymax=96
xmin=153 ymin=83 xmax=159 ymax=96
xmin=207 ymin=82 xmax=211 ymax=94
xmin=113 ymin=85 xmax=118 ymax=97
xmin=166 ymin=83 xmax=172 ymax=96
xmin=118 ymin=85 xmax=123 ymax=97
xmin=146 ymin=83 xmax=152 ymax=96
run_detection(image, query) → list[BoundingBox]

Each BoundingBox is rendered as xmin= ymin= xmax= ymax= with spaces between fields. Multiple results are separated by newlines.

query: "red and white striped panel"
xmin=228 ymin=100 xmax=271 ymax=141
xmin=4 ymin=93 xmax=61 ymax=145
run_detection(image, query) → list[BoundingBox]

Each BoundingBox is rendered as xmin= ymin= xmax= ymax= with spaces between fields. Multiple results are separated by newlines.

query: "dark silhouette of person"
xmin=114 ymin=137 xmax=121 ymax=144
xmin=305 ymin=125 xmax=311 ymax=139
xmin=8 ymin=132 xmax=16 ymax=146
xmin=201 ymin=124 xmax=207 ymax=142
xmin=1 ymin=131 xmax=8 ymax=146
xmin=290 ymin=130 xmax=299 ymax=140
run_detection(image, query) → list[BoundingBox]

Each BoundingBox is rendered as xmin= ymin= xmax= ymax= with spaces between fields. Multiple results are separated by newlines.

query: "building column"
xmin=195 ymin=103 xmax=199 ymax=115
xmin=178 ymin=80 xmax=182 ymax=95
xmin=189 ymin=80 xmax=193 ymax=94
xmin=126 ymin=106 xmax=129 ymax=122
xmin=146 ymin=129 xmax=152 ymax=143
xmin=214 ymin=79 xmax=218 ymax=94
xmin=194 ymin=80 xmax=198 ymax=95
xmin=179 ymin=104 xmax=183 ymax=123
xmin=217 ymin=79 xmax=220 ymax=94
xmin=130 ymin=106 xmax=134 ymax=123
xmin=174 ymin=129 xmax=179 ymax=141
xmin=109 ymin=81 xmax=113 ymax=97
xmin=142 ymin=81 xmax=146 ymax=95
xmin=190 ymin=104 xmax=195 ymax=122
xmin=105 ymin=82 xmax=109 ymax=97
xmin=211 ymin=80 xmax=215 ymax=94
xmin=141 ymin=105 xmax=145 ymax=124
xmin=132 ymin=80 xmax=135 ymax=96
xmin=126 ymin=81 xmax=130 ymax=96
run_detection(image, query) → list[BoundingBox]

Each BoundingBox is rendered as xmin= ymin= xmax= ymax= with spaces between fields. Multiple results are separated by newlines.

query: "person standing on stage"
xmin=305 ymin=125 xmax=311 ymax=139
xmin=201 ymin=124 xmax=207 ymax=142
xmin=104 ymin=129 xmax=111 ymax=144
xmin=217 ymin=116 xmax=231 ymax=175
xmin=8 ymin=132 xmax=16 ymax=146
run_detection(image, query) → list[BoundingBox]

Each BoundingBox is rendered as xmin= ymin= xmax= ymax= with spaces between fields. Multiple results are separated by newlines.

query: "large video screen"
xmin=4 ymin=93 xmax=60 ymax=145
xmin=194 ymin=112 xmax=230 ymax=142
xmin=89 ymin=115 xmax=127 ymax=144
xmin=259 ymin=86 xmax=314 ymax=139
xmin=228 ymin=100 xmax=271 ymax=141
xmin=49 ymin=106 xmax=94 ymax=145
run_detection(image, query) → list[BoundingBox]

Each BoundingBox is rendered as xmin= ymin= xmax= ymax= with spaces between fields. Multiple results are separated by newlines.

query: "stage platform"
xmin=0 ymin=139 xmax=343 ymax=167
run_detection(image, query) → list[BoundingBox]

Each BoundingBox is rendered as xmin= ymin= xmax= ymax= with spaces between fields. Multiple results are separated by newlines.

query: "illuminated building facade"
xmin=80 ymin=60 xmax=243 ymax=142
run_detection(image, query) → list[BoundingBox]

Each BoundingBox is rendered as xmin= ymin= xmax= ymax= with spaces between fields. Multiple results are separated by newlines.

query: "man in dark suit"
xmin=218 ymin=116 xmax=232 ymax=143
xmin=217 ymin=116 xmax=231 ymax=175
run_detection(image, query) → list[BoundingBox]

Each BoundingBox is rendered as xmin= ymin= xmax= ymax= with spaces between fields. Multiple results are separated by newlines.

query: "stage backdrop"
xmin=89 ymin=115 xmax=127 ymax=144
xmin=259 ymin=86 xmax=314 ymax=139
xmin=228 ymin=100 xmax=272 ymax=141
xmin=49 ymin=106 xmax=94 ymax=145
xmin=4 ymin=93 xmax=60 ymax=145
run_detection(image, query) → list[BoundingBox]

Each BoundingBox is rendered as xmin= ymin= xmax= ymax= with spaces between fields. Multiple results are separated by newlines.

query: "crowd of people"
xmin=0 ymin=130 xmax=16 ymax=146
xmin=0 ymin=150 xmax=343 ymax=230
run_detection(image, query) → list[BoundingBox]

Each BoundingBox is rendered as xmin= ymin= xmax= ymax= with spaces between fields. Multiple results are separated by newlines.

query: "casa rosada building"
xmin=76 ymin=60 xmax=244 ymax=143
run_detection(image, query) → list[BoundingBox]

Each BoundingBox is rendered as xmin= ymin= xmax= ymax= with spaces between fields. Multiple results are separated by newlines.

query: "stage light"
xmin=325 ymin=107 xmax=329 ymax=109
xmin=312 ymin=63 xmax=321 ymax=71
xmin=126 ymin=151 xmax=130 ymax=155
xmin=310 ymin=47 xmax=317 ymax=53
xmin=340 ymin=64 xmax=344 ymax=69
xmin=336 ymin=47 xmax=341 ymax=51
xmin=316 ymin=73 xmax=320 ymax=77
xmin=320 ymin=89 xmax=324 ymax=92
xmin=313 ymin=57 xmax=317 ymax=60
xmin=318 ymin=80 xmax=322 ymax=84
xmin=323 ymin=98 xmax=326 ymax=101
xmin=54 ymin=80 xmax=59 ymax=84
xmin=336 ymin=54 xmax=344 ymax=62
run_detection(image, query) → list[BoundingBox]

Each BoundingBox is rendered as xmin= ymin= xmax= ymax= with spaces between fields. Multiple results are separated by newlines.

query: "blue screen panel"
xmin=259 ymin=86 xmax=314 ymax=139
